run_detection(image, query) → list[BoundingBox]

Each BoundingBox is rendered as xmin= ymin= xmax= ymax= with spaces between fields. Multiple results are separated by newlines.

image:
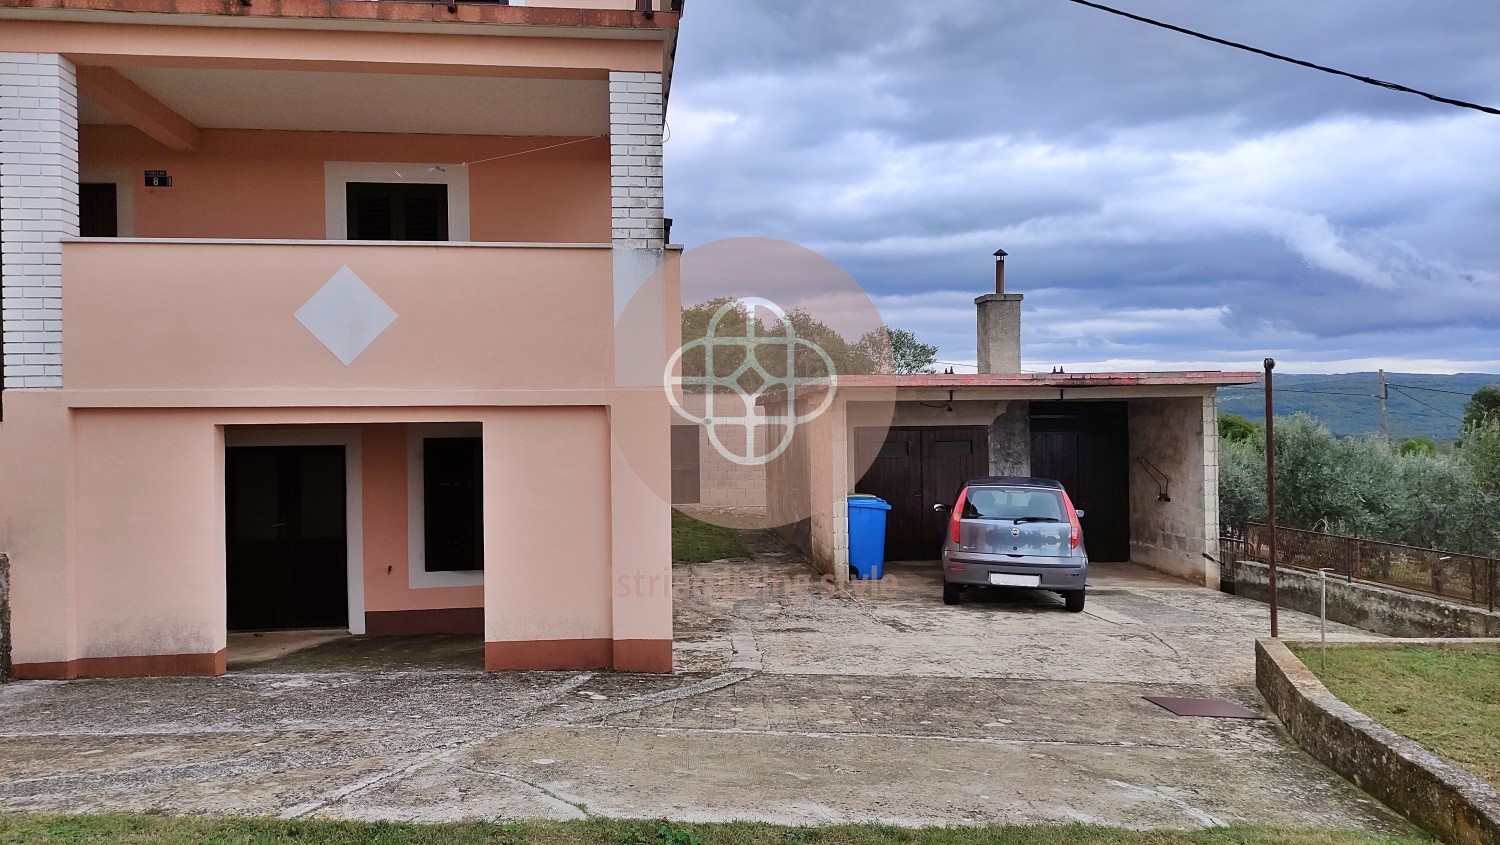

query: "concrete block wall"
xmin=696 ymin=427 xmax=767 ymax=508
xmin=609 ymin=71 xmax=664 ymax=248
xmin=1 ymin=52 xmax=77 ymax=389
xmin=1128 ymin=395 xmax=1214 ymax=586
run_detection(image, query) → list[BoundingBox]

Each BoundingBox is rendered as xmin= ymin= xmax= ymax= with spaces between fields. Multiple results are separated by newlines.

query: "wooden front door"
xmin=226 ymin=446 xmax=349 ymax=631
xmin=1030 ymin=402 xmax=1131 ymax=562
xmin=855 ymin=426 xmax=990 ymax=561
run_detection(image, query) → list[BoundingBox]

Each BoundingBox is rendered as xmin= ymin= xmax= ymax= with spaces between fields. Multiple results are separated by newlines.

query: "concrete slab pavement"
xmin=0 ymin=544 xmax=1407 ymax=832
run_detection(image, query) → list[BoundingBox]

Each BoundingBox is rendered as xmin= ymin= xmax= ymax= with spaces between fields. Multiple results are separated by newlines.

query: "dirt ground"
xmin=0 ymin=538 xmax=1407 ymax=831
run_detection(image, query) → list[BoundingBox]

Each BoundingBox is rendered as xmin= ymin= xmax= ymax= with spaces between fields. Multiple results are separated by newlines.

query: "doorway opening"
xmin=226 ymin=444 xmax=349 ymax=631
xmin=1030 ymin=401 xmax=1131 ymax=562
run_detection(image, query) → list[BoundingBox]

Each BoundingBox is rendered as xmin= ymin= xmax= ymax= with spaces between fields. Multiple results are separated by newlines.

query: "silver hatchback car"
xmin=934 ymin=477 xmax=1088 ymax=612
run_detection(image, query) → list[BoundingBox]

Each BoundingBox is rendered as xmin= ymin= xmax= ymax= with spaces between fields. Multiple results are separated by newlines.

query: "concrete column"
xmin=975 ymin=293 xmax=1023 ymax=374
xmin=1 ymin=52 xmax=77 ymax=389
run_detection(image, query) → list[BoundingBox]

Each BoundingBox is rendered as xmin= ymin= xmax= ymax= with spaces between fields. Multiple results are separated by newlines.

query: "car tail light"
xmin=1062 ymin=490 xmax=1082 ymax=550
xmin=949 ymin=488 xmax=967 ymax=544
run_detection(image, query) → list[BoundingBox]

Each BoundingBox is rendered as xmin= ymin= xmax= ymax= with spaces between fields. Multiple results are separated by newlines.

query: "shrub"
xmin=1219 ymin=412 xmax=1500 ymax=556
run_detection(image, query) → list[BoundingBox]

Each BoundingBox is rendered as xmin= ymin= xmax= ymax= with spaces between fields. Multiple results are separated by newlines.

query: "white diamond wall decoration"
xmin=295 ymin=266 xmax=398 ymax=366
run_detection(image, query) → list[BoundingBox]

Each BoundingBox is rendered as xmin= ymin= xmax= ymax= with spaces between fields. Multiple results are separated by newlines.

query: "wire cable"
xmin=1060 ymin=0 xmax=1500 ymax=116
xmin=1388 ymin=384 xmax=1467 ymax=421
xmin=1387 ymin=382 xmax=1485 ymax=397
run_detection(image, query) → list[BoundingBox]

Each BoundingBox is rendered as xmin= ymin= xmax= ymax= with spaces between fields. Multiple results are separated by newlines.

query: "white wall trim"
xmin=407 ymin=422 xmax=485 ymax=589
xmin=223 ymin=427 xmax=367 ymax=635
xmin=323 ymin=161 xmax=471 ymax=241
xmin=79 ymin=167 xmax=136 ymax=238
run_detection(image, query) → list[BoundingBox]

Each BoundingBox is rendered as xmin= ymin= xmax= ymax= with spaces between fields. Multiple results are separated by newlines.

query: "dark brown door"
xmin=670 ymin=426 xmax=702 ymax=505
xmin=226 ymin=446 xmax=349 ymax=631
xmin=1030 ymin=402 xmax=1130 ymax=562
xmin=920 ymin=428 xmax=990 ymax=551
xmin=855 ymin=426 xmax=989 ymax=561
xmin=854 ymin=428 xmax=923 ymax=559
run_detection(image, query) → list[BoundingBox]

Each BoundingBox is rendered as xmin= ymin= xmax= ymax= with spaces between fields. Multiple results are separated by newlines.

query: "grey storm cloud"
xmin=663 ymin=0 xmax=1500 ymax=373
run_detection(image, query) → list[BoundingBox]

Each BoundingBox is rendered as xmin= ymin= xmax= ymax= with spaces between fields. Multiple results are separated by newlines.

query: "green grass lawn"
xmin=1289 ymin=643 xmax=1500 ymax=788
xmin=671 ymin=508 xmax=748 ymax=563
xmin=0 ymin=815 xmax=1435 ymax=845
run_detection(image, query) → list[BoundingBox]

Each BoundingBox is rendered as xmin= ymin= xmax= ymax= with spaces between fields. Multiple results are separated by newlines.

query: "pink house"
xmin=0 ymin=0 xmax=684 ymax=678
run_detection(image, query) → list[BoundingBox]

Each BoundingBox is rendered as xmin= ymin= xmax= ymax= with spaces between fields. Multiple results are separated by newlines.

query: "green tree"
xmin=1462 ymin=385 xmax=1500 ymax=430
xmin=1398 ymin=436 xmax=1437 ymax=457
xmin=1218 ymin=413 xmax=1261 ymax=443
xmin=855 ymin=326 xmax=938 ymax=375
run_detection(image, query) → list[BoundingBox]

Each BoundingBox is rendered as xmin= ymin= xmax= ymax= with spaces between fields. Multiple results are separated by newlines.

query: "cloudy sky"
xmin=662 ymin=1 xmax=1500 ymax=375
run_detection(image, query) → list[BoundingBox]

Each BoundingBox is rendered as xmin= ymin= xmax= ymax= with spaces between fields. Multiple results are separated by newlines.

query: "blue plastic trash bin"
xmin=847 ymin=495 xmax=893 ymax=580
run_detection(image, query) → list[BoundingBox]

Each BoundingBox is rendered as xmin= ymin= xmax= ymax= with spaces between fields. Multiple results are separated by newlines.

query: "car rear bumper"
xmin=941 ymin=551 xmax=1087 ymax=591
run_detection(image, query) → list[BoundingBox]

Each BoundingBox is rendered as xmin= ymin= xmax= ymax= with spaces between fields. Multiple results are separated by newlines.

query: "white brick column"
xmin=1 ymin=53 xmax=77 ymax=389
xmin=609 ymin=71 xmax=665 ymax=249
xmin=609 ymin=70 xmax=667 ymax=388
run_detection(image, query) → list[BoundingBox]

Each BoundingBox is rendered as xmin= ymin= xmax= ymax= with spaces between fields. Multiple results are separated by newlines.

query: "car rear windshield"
xmin=961 ymin=487 xmax=1065 ymax=521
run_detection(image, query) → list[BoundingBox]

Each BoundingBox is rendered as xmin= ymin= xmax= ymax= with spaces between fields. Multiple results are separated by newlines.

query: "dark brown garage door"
xmin=1030 ymin=402 xmax=1131 ymax=562
xmin=854 ymin=426 xmax=989 ymax=561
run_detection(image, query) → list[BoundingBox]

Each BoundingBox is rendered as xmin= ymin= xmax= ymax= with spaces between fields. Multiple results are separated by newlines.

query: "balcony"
xmin=61 ymin=239 xmax=617 ymax=397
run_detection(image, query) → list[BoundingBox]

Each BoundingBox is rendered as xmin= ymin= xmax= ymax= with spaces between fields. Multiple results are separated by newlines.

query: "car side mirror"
xmin=1075 ymin=509 xmax=1086 ymax=518
xmin=932 ymin=503 xmax=950 ymax=514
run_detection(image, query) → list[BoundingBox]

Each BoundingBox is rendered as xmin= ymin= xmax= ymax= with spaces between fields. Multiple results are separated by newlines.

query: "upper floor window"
xmin=346 ymin=182 xmax=449 ymax=242
xmin=324 ymin=162 xmax=470 ymax=242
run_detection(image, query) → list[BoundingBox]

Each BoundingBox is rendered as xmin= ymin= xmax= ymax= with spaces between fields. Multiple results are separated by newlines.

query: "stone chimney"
xmin=976 ymin=249 xmax=1023 ymax=373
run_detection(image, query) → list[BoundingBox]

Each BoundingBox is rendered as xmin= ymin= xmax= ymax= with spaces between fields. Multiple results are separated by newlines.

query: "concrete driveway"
xmin=0 ymin=541 xmax=1407 ymax=831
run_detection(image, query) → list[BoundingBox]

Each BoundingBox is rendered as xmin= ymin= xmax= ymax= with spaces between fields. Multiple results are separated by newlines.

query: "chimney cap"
xmin=993 ymin=248 xmax=1009 ymax=259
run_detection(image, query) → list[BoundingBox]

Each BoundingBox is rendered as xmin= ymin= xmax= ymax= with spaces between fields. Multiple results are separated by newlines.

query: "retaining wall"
xmin=1229 ymin=559 xmax=1500 ymax=638
xmin=1257 ymin=638 xmax=1500 ymax=845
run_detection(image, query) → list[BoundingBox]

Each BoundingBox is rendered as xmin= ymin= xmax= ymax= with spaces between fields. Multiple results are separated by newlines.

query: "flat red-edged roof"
xmin=0 ymin=0 xmax=680 ymax=29
xmin=838 ymin=371 xmax=1261 ymax=390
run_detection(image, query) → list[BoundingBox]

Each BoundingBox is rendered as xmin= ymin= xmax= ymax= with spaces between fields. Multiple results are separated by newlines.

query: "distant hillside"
xmin=1217 ymin=373 xmax=1499 ymax=442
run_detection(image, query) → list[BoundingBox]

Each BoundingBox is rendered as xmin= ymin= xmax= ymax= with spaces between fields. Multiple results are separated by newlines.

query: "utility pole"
xmin=1265 ymin=358 xmax=1279 ymax=639
xmin=1379 ymin=370 xmax=1390 ymax=443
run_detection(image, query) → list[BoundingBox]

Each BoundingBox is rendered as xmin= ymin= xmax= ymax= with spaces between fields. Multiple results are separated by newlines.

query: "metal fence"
xmin=1227 ymin=523 xmax=1497 ymax=611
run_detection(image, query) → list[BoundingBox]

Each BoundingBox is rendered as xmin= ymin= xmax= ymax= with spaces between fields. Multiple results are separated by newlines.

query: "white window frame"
xmin=408 ymin=422 xmax=485 ymax=589
xmin=223 ymin=427 xmax=367 ymax=636
xmin=324 ymin=161 xmax=471 ymax=242
xmin=79 ymin=167 xmax=135 ymax=237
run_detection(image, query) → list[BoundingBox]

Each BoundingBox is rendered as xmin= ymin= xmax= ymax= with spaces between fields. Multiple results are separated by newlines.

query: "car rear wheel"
xmin=943 ymin=582 xmax=961 ymax=605
xmin=1063 ymin=590 xmax=1086 ymax=613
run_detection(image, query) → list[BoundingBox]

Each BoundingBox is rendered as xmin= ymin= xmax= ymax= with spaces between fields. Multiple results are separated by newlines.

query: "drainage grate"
xmin=1144 ymin=696 xmax=1264 ymax=719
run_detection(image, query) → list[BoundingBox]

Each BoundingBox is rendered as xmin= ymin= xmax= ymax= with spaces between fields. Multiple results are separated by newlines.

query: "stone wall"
xmin=0 ymin=553 xmax=10 ymax=680
xmin=1229 ymin=559 xmax=1500 ymax=638
xmin=989 ymin=401 xmax=1030 ymax=476
xmin=1128 ymin=395 xmax=1216 ymax=586
xmin=1257 ymin=638 xmax=1500 ymax=845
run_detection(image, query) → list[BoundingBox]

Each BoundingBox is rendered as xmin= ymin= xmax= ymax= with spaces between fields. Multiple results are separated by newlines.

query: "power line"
xmin=1220 ymin=386 xmax=1376 ymax=398
xmin=1060 ymin=0 xmax=1500 ymax=116
xmin=1388 ymin=385 xmax=1466 ymax=422
xmin=1387 ymin=382 xmax=1481 ymax=398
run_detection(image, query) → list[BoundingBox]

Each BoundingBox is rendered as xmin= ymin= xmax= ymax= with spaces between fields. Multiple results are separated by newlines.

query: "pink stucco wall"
xmin=63 ymin=241 xmax=615 ymax=392
xmin=0 ymin=402 xmax=663 ymax=670
xmin=80 ymin=126 xmax=611 ymax=243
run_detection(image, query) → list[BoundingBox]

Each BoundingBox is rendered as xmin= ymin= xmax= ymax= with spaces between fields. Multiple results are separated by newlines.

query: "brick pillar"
xmin=1 ymin=53 xmax=78 ymax=389
xmin=608 ymin=71 xmax=673 ymax=671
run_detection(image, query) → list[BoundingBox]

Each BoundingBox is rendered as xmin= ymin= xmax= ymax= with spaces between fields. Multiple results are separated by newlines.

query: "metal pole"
xmin=1379 ymin=369 xmax=1389 ymax=444
xmin=1319 ymin=568 xmax=1332 ymax=672
xmin=1265 ymin=358 xmax=1279 ymax=639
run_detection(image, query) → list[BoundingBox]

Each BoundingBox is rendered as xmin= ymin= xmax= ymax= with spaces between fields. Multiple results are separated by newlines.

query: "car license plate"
xmin=989 ymin=573 xmax=1041 ymax=587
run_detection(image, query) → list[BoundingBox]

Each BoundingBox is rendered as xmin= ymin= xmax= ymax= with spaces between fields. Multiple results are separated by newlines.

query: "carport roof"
xmin=839 ymin=371 xmax=1260 ymax=390
xmin=756 ymin=370 xmax=1260 ymax=407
